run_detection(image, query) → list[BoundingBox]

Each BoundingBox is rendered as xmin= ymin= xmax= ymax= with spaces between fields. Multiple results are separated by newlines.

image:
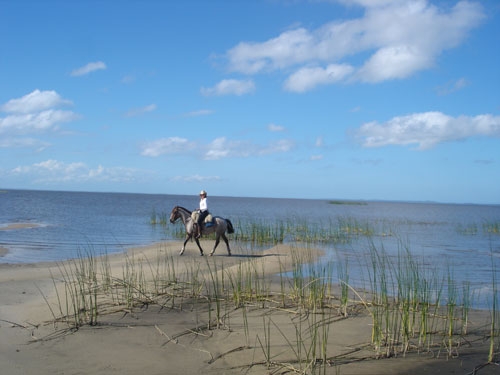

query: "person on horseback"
xmin=196 ymin=190 xmax=209 ymax=239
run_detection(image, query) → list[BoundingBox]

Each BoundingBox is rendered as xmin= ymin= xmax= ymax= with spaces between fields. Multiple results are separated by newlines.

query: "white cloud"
xmin=200 ymin=79 xmax=255 ymax=96
xmin=170 ymin=175 xmax=222 ymax=183
xmin=182 ymin=109 xmax=214 ymax=117
xmin=121 ymin=75 xmax=136 ymax=84
xmin=284 ymin=64 xmax=354 ymax=92
xmin=0 ymin=90 xmax=79 ymax=139
xmin=356 ymin=45 xmax=432 ymax=82
xmin=124 ymin=103 xmax=157 ymax=117
xmin=224 ymin=0 xmax=484 ymax=91
xmin=310 ymin=155 xmax=323 ymax=161
xmin=356 ymin=111 xmax=500 ymax=149
xmin=204 ymin=137 xmax=235 ymax=160
xmin=0 ymin=110 xmax=79 ymax=134
xmin=71 ymin=61 xmax=107 ymax=76
xmin=10 ymin=159 xmax=140 ymax=183
xmin=1 ymin=89 xmax=72 ymax=114
xmin=0 ymin=137 xmax=50 ymax=151
xmin=141 ymin=136 xmax=294 ymax=160
xmin=263 ymin=139 xmax=294 ymax=154
xmin=227 ymin=28 xmax=313 ymax=74
xmin=336 ymin=0 xmax=396 ymax=7
xmin=140 ymin=137 xmax=196 ymax=157
xmin=268 ymin=123 xmax=286 ymax=132
xmin=435 ymin=77 xmax=469 ymax=96
xmin=203 ymin=137 xmax=294 ymax=160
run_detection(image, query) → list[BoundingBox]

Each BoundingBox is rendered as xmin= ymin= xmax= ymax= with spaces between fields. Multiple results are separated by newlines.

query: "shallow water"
xmin=1 ymin=189 xmax=499 ymax=307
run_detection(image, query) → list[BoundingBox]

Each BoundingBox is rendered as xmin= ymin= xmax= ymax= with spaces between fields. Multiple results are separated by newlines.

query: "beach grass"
xmin=46 ymin=222 xmax=500 ymax=373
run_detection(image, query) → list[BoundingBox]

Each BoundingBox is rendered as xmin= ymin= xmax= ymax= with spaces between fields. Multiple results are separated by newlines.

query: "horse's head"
xmin=169 ymin=206 xmax=180 ymax=224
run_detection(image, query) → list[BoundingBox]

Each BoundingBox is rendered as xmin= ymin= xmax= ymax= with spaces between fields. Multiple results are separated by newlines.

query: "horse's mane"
xmin=176 ymin=206 xmax=192 ymax=214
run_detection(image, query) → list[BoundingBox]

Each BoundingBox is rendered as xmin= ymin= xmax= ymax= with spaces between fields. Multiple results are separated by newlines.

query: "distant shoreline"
xmin=1 ymin=187 xmax=498 ymax=206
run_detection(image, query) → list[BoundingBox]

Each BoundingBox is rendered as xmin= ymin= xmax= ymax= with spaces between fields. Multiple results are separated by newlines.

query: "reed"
xmin=352 ymin=239 xmax=485 ymax=358
xmin=150 ymin=209 xmax=168 ymax=226
xmin=484 ymin=221 xmax=500 ymax=234
xmin=204 ymin=258 xmax=223 ymax=329
xmin=180 ymin=216 xmax=377 ymax=247
xmin=150 ymin=208 xmax=158 ymax=225
xmin=337 ymin=257 xmax=349 ymax=317
xmin=488 ymin=252 xmax=499 ymax=363
xmin=456 ymin=223 xmax=479 ymax=235
xmin=45 ymin=229 xmax=500 ymax=373
xmin=258 ymin=316 xmax=272 ymax=369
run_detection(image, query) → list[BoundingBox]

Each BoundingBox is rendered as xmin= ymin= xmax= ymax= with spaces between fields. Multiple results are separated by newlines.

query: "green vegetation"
xmin=44 ymin=238 xmax=500 ymax=373
xmin=457 ymin=221 xmax=500 ymax=236
xmin=149 ymin=208 xmax=168 ymax=226
xmin=45 ymin=216 xmax=500 ymax=373
xmin=484 ymin=221 xmax=500 ymax=235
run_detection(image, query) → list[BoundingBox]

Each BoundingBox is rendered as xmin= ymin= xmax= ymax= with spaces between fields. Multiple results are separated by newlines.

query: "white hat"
xmin=200 ymin=190 xmax=207 ymax=196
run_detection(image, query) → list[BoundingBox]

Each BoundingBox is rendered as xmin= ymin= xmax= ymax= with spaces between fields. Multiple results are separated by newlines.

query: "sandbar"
xmin=0 ymin=240 xmax=497 ymax=374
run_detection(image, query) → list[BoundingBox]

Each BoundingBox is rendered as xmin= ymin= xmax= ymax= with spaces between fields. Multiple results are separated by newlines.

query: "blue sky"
xmin=1 ymin=0 xmax=499 ymax=204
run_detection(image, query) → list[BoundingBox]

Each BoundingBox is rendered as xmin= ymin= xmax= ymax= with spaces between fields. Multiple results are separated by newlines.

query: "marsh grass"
xmin=484 ymin=221 xmax=500 ymax=235
xmin=46 ymin=227 xmax=499 ymax=373
xmin=355 ymin=240 xmax=486 ymax=359
xmin=458 ymin=221 xmax=500 ymax=236
xmin=165 ymin=216 xmax=376 ymax=247
xmin=150 ymin=209 xmax=168 ymax=226
xmin=488 ymin=253 xmax=499 ymax=363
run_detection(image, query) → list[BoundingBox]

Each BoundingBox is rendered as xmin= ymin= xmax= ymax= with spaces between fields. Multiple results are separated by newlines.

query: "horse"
xmin=169 ymin=205 xmax=234 ymax=256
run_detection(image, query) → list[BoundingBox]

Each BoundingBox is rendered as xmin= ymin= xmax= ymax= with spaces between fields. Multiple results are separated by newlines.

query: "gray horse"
xmin=169 ymin=206 xmax=234 ymax=256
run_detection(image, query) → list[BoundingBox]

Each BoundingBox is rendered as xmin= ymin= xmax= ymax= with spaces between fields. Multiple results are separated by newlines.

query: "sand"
xmin=0 ymin=240 xmax=498 ymax=375
xmin=0 ymin=223 xmax=42 ymax=231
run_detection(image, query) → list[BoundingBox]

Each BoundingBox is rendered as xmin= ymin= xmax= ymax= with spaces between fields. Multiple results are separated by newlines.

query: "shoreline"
xmin=0 ymin=240 xmax=498 ymax=374
xmin=0 ymin=223 xmax=44 ymax=258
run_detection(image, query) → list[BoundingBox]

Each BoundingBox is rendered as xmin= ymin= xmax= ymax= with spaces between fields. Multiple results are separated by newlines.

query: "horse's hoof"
xmin=200 ymin=253 xmax=204 ymax=256
xmin=179 ymin=250 xmax=184 ymax=256
xmin=209 ymin=253 xmax=214 ymax=257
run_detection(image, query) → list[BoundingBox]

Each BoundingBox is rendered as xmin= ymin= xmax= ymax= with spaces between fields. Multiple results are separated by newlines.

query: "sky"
xmin=1 ymin=0 xmax=499 ymax=204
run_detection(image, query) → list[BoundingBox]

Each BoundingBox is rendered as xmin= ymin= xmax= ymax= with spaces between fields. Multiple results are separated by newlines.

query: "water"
xmin=1 ymin=189 xmax=500 ymax=307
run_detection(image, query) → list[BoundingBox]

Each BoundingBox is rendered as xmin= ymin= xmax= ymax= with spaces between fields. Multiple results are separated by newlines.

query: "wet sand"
xmin=0 ymin=240 xmax=498 ymax=374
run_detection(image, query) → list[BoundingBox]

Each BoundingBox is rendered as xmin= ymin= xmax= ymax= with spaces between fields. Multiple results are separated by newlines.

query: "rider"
xmin=196 ymin=190 xmax=209 ymax=239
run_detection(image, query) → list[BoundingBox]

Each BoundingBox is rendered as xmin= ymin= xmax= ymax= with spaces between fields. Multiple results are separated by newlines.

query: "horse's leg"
xmin=194 ymin=237 xmax=204 ymax=256
xmin=209 ymin=234 xmax=221 ymax=256
xmin=180 ymin=234 xmax=190 ymax=255
xmin=221 ymin=233 xmax=231 ymax=256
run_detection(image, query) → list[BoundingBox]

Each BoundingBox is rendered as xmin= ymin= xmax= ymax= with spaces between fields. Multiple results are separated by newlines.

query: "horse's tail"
xmin=226 ymin=219 xmax=235 ymax=234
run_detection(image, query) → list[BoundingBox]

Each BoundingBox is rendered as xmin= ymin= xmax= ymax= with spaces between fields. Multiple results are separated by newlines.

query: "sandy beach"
xmin=0 ymin=240 xmax=498 ymax=375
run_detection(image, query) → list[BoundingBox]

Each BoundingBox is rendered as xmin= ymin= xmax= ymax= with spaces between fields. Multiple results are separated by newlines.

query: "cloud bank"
xmin=141 ymin=136 xmax=294 ymax=160
xmin=224 ymin=0 xmax=484 ymax=92
xmin=9 ymin=159 xmax=141 ymax=184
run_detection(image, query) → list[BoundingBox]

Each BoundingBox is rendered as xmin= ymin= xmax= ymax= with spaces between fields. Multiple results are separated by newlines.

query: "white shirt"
xmin=199 ymin=197 xmax=207 ymax=212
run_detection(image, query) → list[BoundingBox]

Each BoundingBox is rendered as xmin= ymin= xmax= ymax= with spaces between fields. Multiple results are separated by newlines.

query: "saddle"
xmin=191 ymin=211 xmax=214 ymax=227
